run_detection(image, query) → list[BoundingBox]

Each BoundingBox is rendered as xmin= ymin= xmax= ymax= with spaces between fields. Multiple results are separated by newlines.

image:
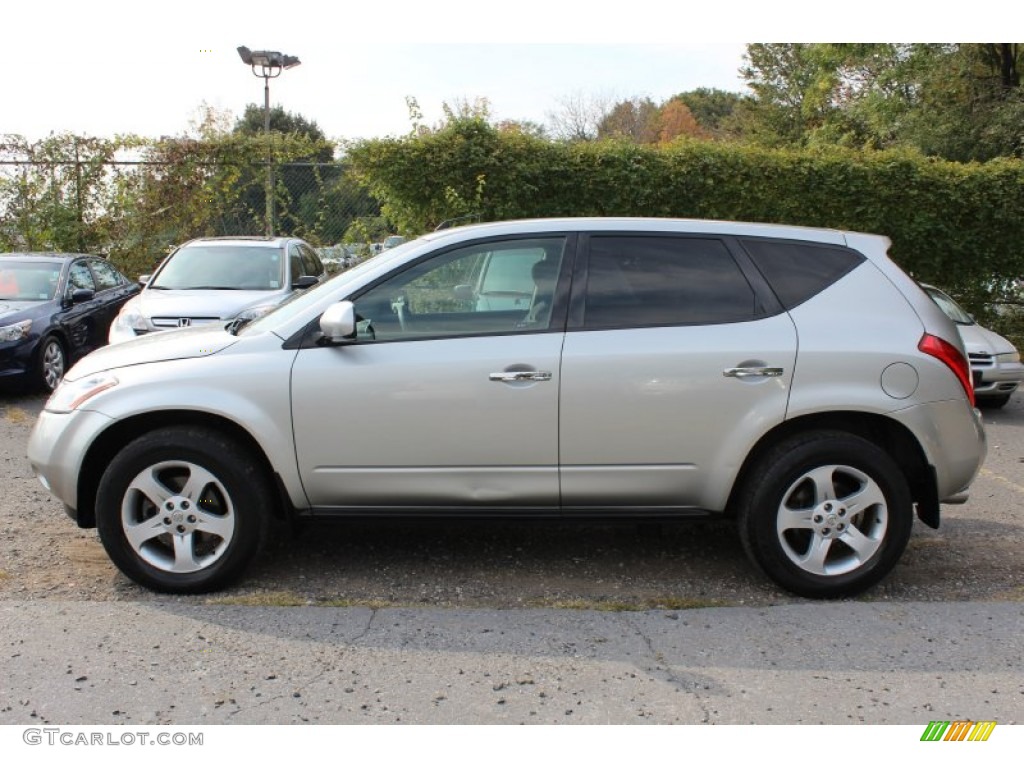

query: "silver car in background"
xmin=29 ymin=218 xmax=986 ymax=598
xmin=108 ymin=236 xmax=324 ymax=343
xmin=922 ymin=284 xmax=1023 ymax=408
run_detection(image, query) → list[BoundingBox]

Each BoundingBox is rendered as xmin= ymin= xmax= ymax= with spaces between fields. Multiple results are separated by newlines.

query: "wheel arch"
xmin=75 ymin=410 xmax=293 ymax=528
xmin=727 ymin=411 xmax=939 ymax=528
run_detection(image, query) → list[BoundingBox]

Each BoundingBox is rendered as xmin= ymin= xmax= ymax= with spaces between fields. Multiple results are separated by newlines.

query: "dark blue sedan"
xmin=0 ymin=253 xmax=140 ymax=392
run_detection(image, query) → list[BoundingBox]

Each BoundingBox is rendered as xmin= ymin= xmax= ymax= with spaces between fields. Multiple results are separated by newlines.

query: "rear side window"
xmin=741 ymin=239 xmax=864 ymax=310
xmin=583 ymin=236 xmax=758 ymax=329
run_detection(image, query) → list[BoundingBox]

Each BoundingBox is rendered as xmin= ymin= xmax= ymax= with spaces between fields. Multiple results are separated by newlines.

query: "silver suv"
xmin=28 ymin=218 xmax=986 ymax=597
xmin=108 ymin=236 xmax=324 ymax=343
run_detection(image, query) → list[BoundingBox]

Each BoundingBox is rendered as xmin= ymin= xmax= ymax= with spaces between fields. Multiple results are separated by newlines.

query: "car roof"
xmin=419 ymin=217 xmax=866 ymax=247
xmin=178 ymin=236 xmax=298 ymax=248
xmin=0 ymin=252 xmax=95 ymax=264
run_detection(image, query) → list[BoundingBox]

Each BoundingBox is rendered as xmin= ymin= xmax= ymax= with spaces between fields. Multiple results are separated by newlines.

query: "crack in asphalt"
xmin=625 ymin=615 xmax=714 ymax=724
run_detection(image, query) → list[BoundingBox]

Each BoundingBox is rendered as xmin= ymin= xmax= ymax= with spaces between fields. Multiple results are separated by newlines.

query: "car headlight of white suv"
xmin=110 ymin=301 xmax=149 ymax=339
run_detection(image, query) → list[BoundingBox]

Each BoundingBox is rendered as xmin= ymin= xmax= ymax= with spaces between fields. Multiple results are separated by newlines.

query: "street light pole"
xmin=237 ymin=46 xmax=301 ymax=237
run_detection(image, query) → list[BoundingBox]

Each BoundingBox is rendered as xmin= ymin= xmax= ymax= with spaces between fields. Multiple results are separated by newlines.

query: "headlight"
xmin=995 ymin=350 xmax=1021 ymax=364
xmin=0 ymin=319 xmax=32 ymax=342
xmin=45 ymin=373 xmax=119 ymax=413
xmin=111 ymin=303 xmax=148 ymax=334
xmin=233 ymin=304 xmax=278 ymax=323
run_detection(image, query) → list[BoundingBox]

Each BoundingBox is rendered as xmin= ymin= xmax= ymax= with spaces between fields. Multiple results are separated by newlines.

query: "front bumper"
xmin=27 ymin=406 xmax=114 ymax=524
xmin=972 ymin=359 xmax=1024 ymax=397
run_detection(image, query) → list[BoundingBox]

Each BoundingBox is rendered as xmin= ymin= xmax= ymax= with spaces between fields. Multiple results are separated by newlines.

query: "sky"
xmin=5 ymin=2 xmax=1012 ymax=143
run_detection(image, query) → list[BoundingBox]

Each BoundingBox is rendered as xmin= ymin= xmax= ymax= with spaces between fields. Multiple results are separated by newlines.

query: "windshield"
xmin=0 ymin=262 xmax=61 ymax=301
xmin=151 ymin=245 xmax=284 ymax=290
xmin=239 ymin=238 xmax=424 ymax=336
xmin=924 ymin=286 xmax=974 ymax=325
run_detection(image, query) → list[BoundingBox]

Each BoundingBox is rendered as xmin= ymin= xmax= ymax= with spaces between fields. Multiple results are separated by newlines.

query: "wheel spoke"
xmin=777 ymin=505 xmax=814 ymax=532
xmin=194 ymin=512 xmax=233 ymax=540
xmin=123 ymin=517 xmax=165 ymax=552
xmin=798 ymin=533 xmax=833 ymax=575
xmin=805 ymin=466 xmax=838 ymax=503
xmin=171 ymin=533 xmax=200 ymax=572
xmin=839 ymin=525 xmax=882 ymax=563
xmin=841 ymin=483 xmax=887 ymax=517
xmin=129 ymin=470 xmax=173 ymax=508
xmin=181 ymin=465 xmax=220 ymax=502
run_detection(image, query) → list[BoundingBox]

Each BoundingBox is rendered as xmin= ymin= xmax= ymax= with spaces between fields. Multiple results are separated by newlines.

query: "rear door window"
xmin=582 ymin=236 xmax=759 ymax=329
xmin=89 ymin=259 xmax=123 ymax=291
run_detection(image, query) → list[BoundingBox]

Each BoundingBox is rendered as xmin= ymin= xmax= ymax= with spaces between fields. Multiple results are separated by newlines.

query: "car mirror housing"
xmin=70 ymin=288 xmax=95 ymax=304
xmin=138 ymin=274 xmax=150 ymax=286
xmin=293 ymin=275 xmax=319 ymax=290
xmin=319 ymin=301 xmax=356 ymax=343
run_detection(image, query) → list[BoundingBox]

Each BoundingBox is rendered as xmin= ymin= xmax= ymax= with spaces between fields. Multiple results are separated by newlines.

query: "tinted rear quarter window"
xmin=741 ymin=239 xmax=864 ymax=310
xmin=583 ymin=236 xmax=759 ymax=329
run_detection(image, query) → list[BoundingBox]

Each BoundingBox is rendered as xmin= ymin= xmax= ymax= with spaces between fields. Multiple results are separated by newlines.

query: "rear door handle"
xmin=723 ymin=367 xmax=784 ymax=379
xmin=489 ymin=371 xmax=553 ymax=382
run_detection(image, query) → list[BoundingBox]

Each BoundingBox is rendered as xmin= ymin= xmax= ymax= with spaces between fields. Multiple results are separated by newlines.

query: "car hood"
xmin=65 ymin=323 xmax=239 ymax=381
xmin=136 ymin=288 xmax=282 ymax=319
xmin=0 ymin=300 xmax=43 ymax=321
xmin=957 ymin=322 xmax=1017 ymax=356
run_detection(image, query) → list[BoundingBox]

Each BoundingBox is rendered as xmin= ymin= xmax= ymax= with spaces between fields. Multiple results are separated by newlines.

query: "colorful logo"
xmin=920 ymin=721 xmax=996 ymax=742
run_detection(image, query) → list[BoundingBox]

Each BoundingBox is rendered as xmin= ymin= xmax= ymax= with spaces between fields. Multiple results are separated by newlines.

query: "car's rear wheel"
xmin=96 ymin=427 xmax=271 ymax=593
xmin=737 ymin=431 xmax=913 ymax=598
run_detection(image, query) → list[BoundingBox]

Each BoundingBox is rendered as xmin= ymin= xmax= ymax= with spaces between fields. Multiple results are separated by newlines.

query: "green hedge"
xmin=349 ymin=119 xmax=1024 ymax=343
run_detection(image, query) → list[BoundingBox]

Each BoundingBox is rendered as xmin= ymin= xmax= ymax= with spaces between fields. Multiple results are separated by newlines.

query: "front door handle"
xmin=723 ymin=367 xmax=784 ymax=379
xmin=489 ymin=371 xmax=553 ymax=382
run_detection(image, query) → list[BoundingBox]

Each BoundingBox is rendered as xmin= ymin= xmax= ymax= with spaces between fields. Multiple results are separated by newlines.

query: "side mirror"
xmin=138 ymin=274 xmax=150 ymax=286
xmin=292 ymin=275 xmax=319 ymax=290
xmin=453 ymin=284 xmax=475 ymax=302
xmin=70 ymin=288 xmax=95 ymax=304
xmin=319 ymin=301 xmax=356 ymax=344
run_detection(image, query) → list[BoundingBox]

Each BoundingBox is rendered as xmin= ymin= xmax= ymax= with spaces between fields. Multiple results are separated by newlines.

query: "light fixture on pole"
xmin=237 ymin=46 xmax=301 ymax=236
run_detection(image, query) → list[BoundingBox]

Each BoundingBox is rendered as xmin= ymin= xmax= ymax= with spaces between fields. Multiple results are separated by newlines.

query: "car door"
xmin=86 ymin=258 xmax=134 ymax=340
xmin=290 ymin=235 xmax=573 ymax=510
xmin=58 ymin=259 xmax=105 ymax=357
xmin=558 ymin=233 xmax=797 ymax=511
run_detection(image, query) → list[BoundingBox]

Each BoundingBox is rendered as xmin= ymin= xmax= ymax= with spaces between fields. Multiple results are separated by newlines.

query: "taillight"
xmin=918 ymin=333 xmax=974 ymax=406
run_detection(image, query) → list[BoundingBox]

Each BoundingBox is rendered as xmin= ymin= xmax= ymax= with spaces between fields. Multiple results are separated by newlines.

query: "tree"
xmin=597 ymin=97 xmax=661 ymax=143
xmin=656 ymin=100 xmax=706 ymax=143
xmin=735 ymin=43 xmax=1024 ymax=160
xmin=546 ymin=91 xmax=615 ymax=142
xmin=673 ymin=88 xmax=745 ymax=137
xmin=232 ymin=104 xmax=339 ymax=239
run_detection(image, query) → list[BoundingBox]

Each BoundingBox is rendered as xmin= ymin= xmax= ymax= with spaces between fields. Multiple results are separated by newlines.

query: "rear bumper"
xmin=891 ymin=399 xmax=987 ymax=502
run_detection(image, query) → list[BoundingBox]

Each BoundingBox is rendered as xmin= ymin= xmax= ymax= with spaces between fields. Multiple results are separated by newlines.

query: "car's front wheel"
xmin=35 ymin=335 xmax=66 ymax=393
xmin=737 ymin=431 xmax=913 ymax=599
xmin=96 ymin=427 xmax=271 ymax=593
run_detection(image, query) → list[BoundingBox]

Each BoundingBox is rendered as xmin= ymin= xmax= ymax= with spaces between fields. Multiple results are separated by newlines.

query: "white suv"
xmin=108 ymin=236 xmax=324 ymax=343
xmin=29 ymin=218 xmax=986 ymax=597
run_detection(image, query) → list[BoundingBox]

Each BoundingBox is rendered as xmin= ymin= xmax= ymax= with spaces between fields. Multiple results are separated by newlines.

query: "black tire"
xmin=737 ymin=431 xmax=913 ymax=599
xmin=96 ymin=427 xmax=272 ymax=593
xmin=977 ymin=393 xmax=1012 ymax=409
xmin=35 ymin=335 xmax=66 ymax=393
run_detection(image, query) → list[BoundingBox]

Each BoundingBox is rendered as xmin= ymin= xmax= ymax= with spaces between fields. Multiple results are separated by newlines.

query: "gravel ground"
xmin=2 ymin=391 xmax=1022 ymax=609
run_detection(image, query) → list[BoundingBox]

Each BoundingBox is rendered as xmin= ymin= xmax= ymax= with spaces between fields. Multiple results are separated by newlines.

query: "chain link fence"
xmin=0 ymin=150 xmax=389 ymax=277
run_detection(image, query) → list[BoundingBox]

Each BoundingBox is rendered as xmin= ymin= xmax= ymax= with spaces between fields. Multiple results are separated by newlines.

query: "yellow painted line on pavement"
xmin=979 ymin=467 xmax=1024 ymax=495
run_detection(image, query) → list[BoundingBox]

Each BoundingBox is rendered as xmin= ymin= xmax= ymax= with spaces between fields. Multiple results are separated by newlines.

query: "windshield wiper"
xmin=226 ymin=317 xmax=251 ymax=335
